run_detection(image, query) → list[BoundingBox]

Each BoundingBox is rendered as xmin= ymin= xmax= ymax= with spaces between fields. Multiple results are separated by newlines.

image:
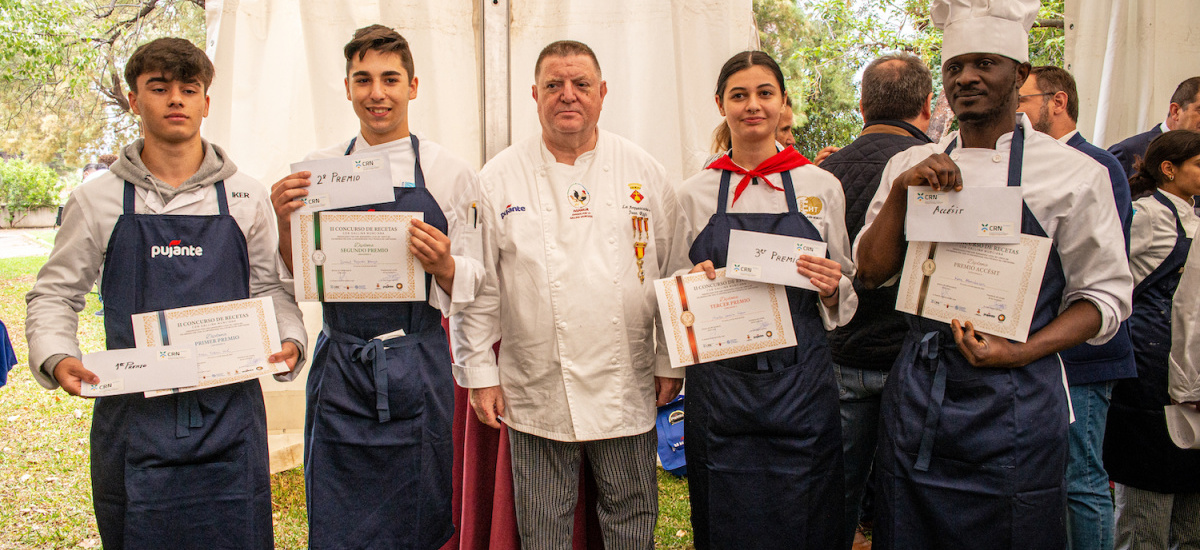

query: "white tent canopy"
xmin=1066 ymin=0 xmax=1200 ymax=147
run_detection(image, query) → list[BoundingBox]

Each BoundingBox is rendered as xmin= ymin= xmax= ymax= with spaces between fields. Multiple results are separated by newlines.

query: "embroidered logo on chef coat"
xmin=628 ymin=182 xmax=644 ymax=203
xmin=797 ymin=196 xmax=824 ymax=218
xmin=568 ymin=183 xmax=590 ymax=208
xmin=500 ymin=204 xmax=527 ymax=219
xmin=151 ymin=239 xmax=204 ymax=258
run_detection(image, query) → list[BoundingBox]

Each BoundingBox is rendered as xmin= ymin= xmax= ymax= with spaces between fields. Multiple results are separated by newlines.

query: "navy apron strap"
xmin=1134 ymin=191 xmax=1190 ymax=298
xmin=780 ymin=169 xmax=800 ymax=213
xmin=344 ymin=137 xmax=357 ymax=156
xmin=411 ymin=134 xmax=426 ymax=189
xmin=214 ymin=181 xmax=230 ymax=215
xmin=914 ymin=331 xmax=949 ymax=472
xmin=717 ymin=169 xmax=733 ymax=214
xmin=123 ymin=181 xmax=137 ymax=214
xmin=942 ymin=124 xmax=1024 ymax=188
xmin=1152 ymin=190 xmax=1186 ymax=235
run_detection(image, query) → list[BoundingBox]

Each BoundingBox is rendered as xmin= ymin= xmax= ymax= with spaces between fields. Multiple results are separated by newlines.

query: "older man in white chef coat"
xmin=451 ymin=40 xmax=685 ymax=549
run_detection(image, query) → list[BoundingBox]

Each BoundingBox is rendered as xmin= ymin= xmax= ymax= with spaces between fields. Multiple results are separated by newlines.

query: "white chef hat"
xmin=932 ymin=0 xmax=1040 ymax=65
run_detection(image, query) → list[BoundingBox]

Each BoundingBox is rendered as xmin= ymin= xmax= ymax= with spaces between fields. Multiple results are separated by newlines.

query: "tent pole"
xmin=481 ymin=0 xmax=511 ymax=165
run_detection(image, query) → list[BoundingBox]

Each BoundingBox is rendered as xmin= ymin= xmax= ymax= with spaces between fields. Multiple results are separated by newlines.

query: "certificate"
xmin=654 ymin=269 xmax=797 ymax=369
xmin=905 ymin=186 xmax=1022 ymax=244
xmin=132 ymin=297 xmax=289 ymax=396
xmin=290 ymin=152 xmax=395 ymax=211
xmin=292 ymin=211 xmax=426 ymax=302
xmin=896 ymin=235 xmax=1052 ymax=342
xmin=726 ymin=229 xmax=828 ymax=292
xmin=81 ymin=345 xmax=199 ymax=397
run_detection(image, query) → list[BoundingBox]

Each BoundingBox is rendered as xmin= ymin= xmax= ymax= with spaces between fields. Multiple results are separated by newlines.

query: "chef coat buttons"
xmin=992 ymin=154 xmax=1003 ymax=162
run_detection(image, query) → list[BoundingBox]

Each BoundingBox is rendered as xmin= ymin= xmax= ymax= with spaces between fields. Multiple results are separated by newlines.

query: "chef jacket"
xmin=1129 ymin=191 xmax=1198 ymax=284
xmin=451 ymin=130 xmax=687 ymax=442
xmin=280 ymin=133 xmax=485 ymax=318
xmin=673 ymin=162 xmax=858 ymax=328
xmin=855 ymin=114 xmax=1133 ymax=346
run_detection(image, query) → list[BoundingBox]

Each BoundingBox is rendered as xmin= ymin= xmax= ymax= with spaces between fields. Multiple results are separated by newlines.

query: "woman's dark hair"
xmin=711 ymin=51 xmax=788 ymax=152
xmin=715 ymin=50 xmax=786 ymax=100
xmin=1130 ymin=129 xmax=1200 ymax=197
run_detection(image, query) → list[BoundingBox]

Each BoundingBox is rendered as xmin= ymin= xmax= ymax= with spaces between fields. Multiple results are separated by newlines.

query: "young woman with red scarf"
xmin=669 ymin=50 xmax=858 ymax=549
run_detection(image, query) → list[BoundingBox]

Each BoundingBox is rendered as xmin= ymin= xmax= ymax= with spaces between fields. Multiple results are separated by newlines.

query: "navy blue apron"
xmin=303 ymin=135 xmax=455 ymax=549
xmin=683 ymin=165 xmax=845 ymax=550
xmin=1104 ymin=191 xmax=1200 ymax=493
xmin=92 ymin=181 xmax=271 ymax=550
xmin=874 ymin=126 xmax=1071 ymax=550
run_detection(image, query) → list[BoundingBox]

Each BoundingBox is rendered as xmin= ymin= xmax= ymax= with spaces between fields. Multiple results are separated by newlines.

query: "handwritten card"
xmin=290 ymin=151 xmax=395 ymax=212
xmin=905 ymin=186 xmax=1022 ymax=244
xmin=725 ymin=229 xmax=828 ymax=292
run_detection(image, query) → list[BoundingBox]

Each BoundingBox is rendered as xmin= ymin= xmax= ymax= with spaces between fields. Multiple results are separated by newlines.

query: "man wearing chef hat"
xmin=854 ymin=1 xmax=1134 ymax=548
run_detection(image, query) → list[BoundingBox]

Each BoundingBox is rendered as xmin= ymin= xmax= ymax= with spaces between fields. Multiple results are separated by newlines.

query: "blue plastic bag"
xmin=656 ymin=394 xmax=686 ymax=477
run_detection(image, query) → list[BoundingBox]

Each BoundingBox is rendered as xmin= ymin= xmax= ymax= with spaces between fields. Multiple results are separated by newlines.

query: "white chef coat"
xmin=674 ymin=161 xmax=858 ymax=329
xmin=1129 ymin=191 xmax=1198 ymax=285
xmin=282 ymin=133 xmax=485 ymax=318
xmin=25 ymin=169 xmax=308 ymax=389
xmin=855 ymin=114 xmax=1133 ymax=345
xmin=1170 ymin=235 xmax=1200 ymax=403
xmin=451 ymin=129 xmax=687 ymax=442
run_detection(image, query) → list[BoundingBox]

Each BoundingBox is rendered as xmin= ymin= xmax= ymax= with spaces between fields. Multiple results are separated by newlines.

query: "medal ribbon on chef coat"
xmin=706 ymin=147 xmax=812 ymax=204
xmin=632 ymin=216 xmax=648 ymax=283
xmin=674 ymin=275 xmax=700 ymax=364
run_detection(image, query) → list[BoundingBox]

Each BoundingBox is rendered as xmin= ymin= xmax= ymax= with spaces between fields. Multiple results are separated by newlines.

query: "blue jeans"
xmin=1067 ymin=380 xmax=1116 ymax=550
xmin=835 ymin=363 xmax=889 ymax=550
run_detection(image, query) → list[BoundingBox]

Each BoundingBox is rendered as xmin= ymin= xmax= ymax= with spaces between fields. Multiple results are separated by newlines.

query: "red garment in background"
xmin=441 ymin=321 xmax=603 ymax=550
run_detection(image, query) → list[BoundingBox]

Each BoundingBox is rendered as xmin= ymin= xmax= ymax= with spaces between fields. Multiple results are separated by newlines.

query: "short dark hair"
xmin=124 ymin=38 xmax=215 ymax=93
xmin=344 ymin=25 xmax=415 ymax=81
xmin=535 ymin=40 xmax=601 ymax=80
xmin=1129 ymin=129 xmax=1200 ymax=196
xmin=98 ymin=154 xmax=118 ymax=167
xmin=860 ymin=54 xmax=932 ymax=123
xmin=1170 ymin=77 xmax=1200 ymax=110
xmin=1029 ymin=65 xmax=1079 ymax=122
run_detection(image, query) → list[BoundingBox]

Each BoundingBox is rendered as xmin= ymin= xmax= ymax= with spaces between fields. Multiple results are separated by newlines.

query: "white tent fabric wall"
xmin=203 ymin=0 xmax=754 ymax=182
xmin=1066 ymin=0 xmax=1200 ymax=148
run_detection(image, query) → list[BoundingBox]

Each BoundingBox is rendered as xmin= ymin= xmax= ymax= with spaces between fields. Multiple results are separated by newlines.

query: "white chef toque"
xmin=932 ymin=0 xmax=1040 ymax=65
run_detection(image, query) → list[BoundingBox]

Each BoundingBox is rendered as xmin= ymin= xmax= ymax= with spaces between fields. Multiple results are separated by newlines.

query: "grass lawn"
xmin=0 ymin=250 xmax=695 ymax=549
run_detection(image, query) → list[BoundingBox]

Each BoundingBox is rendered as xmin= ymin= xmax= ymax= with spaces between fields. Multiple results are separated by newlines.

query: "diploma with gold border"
xmin=896 ymin=235 xmax=1052 ymax=342
xmin=292 ymin=211 xmax=426 ymax=302
xmin=654 ymin=269 xmax=797 ymax=369
xmin=133 ymin=297 xmax=289 ymax=396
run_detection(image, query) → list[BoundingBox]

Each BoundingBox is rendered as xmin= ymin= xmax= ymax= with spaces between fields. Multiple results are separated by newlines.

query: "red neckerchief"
xmin=706 ymin=147 xmax=812 ymax=204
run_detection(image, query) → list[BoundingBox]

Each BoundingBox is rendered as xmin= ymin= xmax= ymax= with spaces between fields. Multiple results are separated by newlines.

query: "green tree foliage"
xmin=0 ymin=0 xmax=205 ymax=166
xmin=755 ymin=0 xmax=1064 ymax=158
xmin=0 ymin=157 xmax=64 ymax=225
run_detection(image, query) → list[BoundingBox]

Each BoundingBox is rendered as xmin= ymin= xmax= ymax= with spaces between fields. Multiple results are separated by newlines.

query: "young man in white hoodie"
xmin=25 ymin=37 xmax=306 ymax=549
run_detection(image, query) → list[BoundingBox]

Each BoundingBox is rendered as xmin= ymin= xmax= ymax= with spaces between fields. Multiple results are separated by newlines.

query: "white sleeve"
xmin=449 ymin=172 xmax=502 ymax=389
xmin=1170 ymin=235 xmax=1200 ymax=403
xmin=815 ymin=178 xmax=858 ymax=330
xmin=429 ymin=168 xmax=486 ymax=318
xmin=24 ymin=192 xmax=104 ymax=389
xmin=650 ymin=163 xmax=685 ymax=379
xmin=1054 ymin=162 xmax=1134 ymax=345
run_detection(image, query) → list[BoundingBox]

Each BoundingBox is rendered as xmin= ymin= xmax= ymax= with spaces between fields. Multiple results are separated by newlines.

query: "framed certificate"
xmin=896 ymin=235 xmax=1052 ymax=342
xmin=654 ymin=269 xmax=797 ymax=369
xmin=292 ymin=211 xmax=426 ymax=302
xmin=133 ymin=297 xmax=289 ymax=396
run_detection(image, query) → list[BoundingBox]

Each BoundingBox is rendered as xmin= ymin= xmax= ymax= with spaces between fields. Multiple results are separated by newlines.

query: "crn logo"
xmin=151 ymin=240 xmax=204 ymax=258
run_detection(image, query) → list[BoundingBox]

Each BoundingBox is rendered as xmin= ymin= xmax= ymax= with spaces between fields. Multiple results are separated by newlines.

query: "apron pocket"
xmin=124 ymin=453 xmax=253 ymax=548
xmin=1011 ymin=485 xmax=1065 ymax=549
xmin=934 ymin=372 xmax=1017 ymax=466
xmin=320 ymin=343 xmax=427 ymax=423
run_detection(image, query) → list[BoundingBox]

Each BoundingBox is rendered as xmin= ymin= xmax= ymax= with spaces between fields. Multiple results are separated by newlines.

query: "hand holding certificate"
xmin=290 ymin=152 xmax=395 ymax=211
xmin=292 ymin=211 xmax=427 ymax=302
xmin=132 ymin=297 xmax=289 ymax=395
xmin=905 ymin=186 xmax=1023 ymax=244
xmin=726 ymin=229 xmax=828 ymax=292
xmin=896 ymin=235 xmax=1052 ymax=342
xmin=81 ymin=346 xmax=199 ymax=397
xmin=655 ymin=269 xmax=796 ymax=369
